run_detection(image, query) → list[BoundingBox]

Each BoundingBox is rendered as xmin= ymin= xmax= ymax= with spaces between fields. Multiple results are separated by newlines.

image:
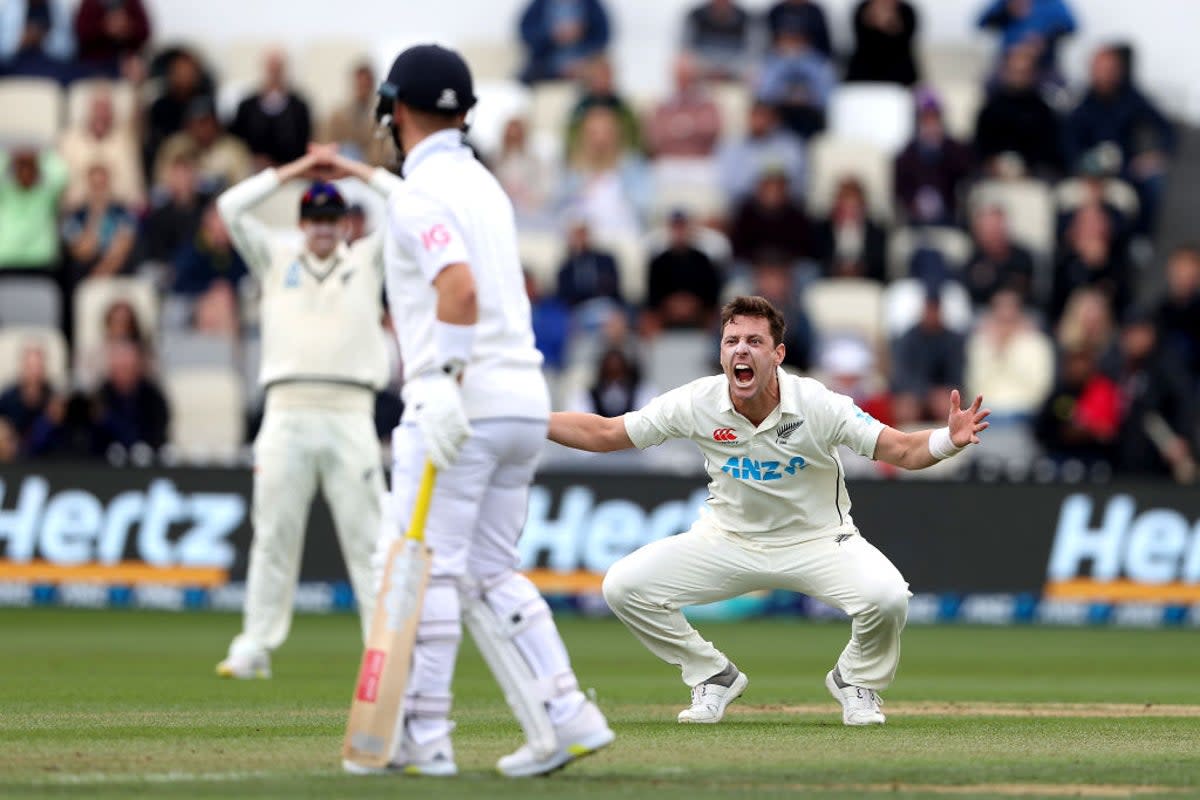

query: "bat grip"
xmin=405 ymin=461 xmax=438 ymax=543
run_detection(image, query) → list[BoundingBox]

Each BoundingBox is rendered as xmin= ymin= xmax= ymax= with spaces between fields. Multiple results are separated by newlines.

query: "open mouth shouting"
xmin=732 ymin=363 xmax=755 ymax=388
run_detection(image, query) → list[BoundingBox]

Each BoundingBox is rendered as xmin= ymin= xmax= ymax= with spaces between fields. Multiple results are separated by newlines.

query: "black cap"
xmin=299 ymin=182 xmax=347 ymax=220
xmin=377 ymin=44 xmax=476 ymax=115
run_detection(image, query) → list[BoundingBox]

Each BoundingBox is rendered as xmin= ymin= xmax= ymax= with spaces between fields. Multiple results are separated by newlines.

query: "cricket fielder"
xmin=215 ymin=147 xmax=403 ymax=678
xmin=550 ymin=296 xmax=991 ymax=726
xmin=353 ymin=44 xmax=613 ymax=777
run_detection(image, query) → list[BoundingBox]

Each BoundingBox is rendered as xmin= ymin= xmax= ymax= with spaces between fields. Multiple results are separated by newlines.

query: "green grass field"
xmin=2 ymin=609 xmax=1199 ymax=799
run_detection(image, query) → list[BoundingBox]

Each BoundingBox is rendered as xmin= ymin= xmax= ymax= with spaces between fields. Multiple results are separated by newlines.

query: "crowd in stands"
xmin=0 ymin=0 xmax=1197 ymax=483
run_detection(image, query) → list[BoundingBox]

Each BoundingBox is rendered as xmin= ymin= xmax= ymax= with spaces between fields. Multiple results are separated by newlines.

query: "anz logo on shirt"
xmin=720 ymin=456 xmax=807 ymax=482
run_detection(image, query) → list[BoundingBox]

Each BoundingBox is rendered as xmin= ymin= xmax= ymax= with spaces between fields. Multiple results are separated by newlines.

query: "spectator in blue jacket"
xmin=977 ymin=0 xmax=1076 ymax=80
xmin=1064 ymin=45 xmax=1175 ymax=235
xmin=0 ymin=0 xmax=75 ymax=81
xmin=518 ymin=0 xmax=610 ymax=84
xmin=556 ymin=218 xmax=623 ymax=309
xmin=756 ymin=20 xmax=836 ymax=139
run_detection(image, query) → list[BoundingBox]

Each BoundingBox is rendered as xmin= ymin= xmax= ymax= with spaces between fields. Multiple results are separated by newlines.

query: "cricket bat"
xmin=342 ymin=460 xmax=437 ymax=769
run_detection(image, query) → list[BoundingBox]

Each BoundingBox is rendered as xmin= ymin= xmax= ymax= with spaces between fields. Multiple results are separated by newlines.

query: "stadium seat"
xmin=65 ymin=79 xmax=138 ymax=130
xmin=649 ymin=175 xmax=727 ymax=223
xmin=968 ymin=179 xmax=1055 ymax=257
xmin=0 ymin=325 xmax=69 ymax=390
xmin=918 ymin=41 xmax=994 ymax=87
xmin=1054 ymin=177 xmax=1140 ymax=220
xmin=592 ymin=235 xmax=647 ymax=305
xmin=806 ymin=134 xmax=893 ymax=222
xmin=887 ymin=226 xmax=972 ymax=281
xmin=529 ymin=80 xmax=578 ymax=140
xmin=73 ymin=277 xmax=159 ymax=364
xmin=0 ymin=78 xmax=62 ymax=141
xmin=457 ymin=39 xmax=521 ymax=82
xmin=164 ymin=367 xmax=245 ymax=458
xmin=644 ymin=330 xmax=714 ymax=390
xmin=517 ymin=229 xmax=565 ymax=294
xmin=297 ymin=38 xmax=371 ymax=121
xmin=710 ymin=80 xmax=750 ymax=142
xmin=827 ymin=83 xmax=914 ymax=156
xmin=930 ymin=79 xmax=983 ymax=142
xmin=0 ymin=275 xmax=60 ymax=328
xmin=160 ymin=330 xmax=238 ymax=369
xmin=882 ymin=278 xmax=974 ymax=340
xmin=803 ymin=278 xmax=885 ymax=347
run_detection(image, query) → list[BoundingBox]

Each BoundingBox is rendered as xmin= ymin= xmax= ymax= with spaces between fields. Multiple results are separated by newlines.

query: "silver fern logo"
xmin=776 ymin=419 xmax=804 ymax=443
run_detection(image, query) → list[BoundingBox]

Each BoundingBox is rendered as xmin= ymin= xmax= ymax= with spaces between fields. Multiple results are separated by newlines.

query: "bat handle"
xmin=405 ymin=461 xmax=438 ymax=543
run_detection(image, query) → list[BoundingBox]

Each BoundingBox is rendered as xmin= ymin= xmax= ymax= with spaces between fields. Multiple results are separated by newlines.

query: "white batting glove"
xmin=411 ymin=371 xmax=472 ymax=469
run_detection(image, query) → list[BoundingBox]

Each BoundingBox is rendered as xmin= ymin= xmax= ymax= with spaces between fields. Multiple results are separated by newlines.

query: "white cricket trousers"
xmin=235 ymin=406 xmax=383 ymax=653
xmin=382 ymin=418 xmax=586 ymax=747
xmin=602 ymin=518 xmax=910 ymax=689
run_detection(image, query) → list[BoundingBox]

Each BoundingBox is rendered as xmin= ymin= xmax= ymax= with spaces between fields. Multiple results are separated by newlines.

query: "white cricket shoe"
xmin=677 ymin=670 xmax=749 ymax=723
xmin=215 ymin=643 xmax=270 ymax=680
xmin=496 ymin=700 xmax=614 ymax=778
xmin=342 ymin=730 xmax=458 ymax=777
xmin=825 ymin=669 xmax=886 ymax=725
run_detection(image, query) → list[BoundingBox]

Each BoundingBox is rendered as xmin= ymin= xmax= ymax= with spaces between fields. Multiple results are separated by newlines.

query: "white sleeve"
xmin=387 ymin=188 xmax=471 ymax=283
xmin=367 ymin=167 xmax=405 ymax=199
xmin=215 ymin=169 xmax=280 ymax=277
xmin=821 ymin=386 xmax=886 ymax=459
xmin=622 ymin=384 xmax=694 ymax=449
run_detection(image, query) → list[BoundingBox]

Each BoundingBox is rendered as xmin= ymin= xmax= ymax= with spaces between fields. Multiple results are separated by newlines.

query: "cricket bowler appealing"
xmin=550 ymin=295 xmax=991 ymax=726
xmin=354 ymin=43 xmax=613 ymax=778
xmin=215 ymin=147 xmax=402 ymax=679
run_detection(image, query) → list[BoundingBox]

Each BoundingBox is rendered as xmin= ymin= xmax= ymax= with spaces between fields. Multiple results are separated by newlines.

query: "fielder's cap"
xmin=300 ymin=182 xmax=347 ymax=220
xmin=378 ymin=44 xmax=476 ymax=115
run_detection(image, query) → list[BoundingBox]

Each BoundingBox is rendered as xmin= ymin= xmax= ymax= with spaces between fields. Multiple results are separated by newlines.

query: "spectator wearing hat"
xmin=893 ymin=89 xmax=973 ymax=227
xmin=716 ymin=100 xmax=806 ymax=206
xmin=1154 ymin=245 xmax=1200 ymax=386
xmin=643 ymin=209 xmax=722 ymax=334
xmin=963 ymin=204 xmax=1035 ymax=309
xmin=845 ymin=0 xmax=920 ymax=86
xmin=154 ymin=95 xmax=253 ymax=193
xmin=729 ymin=165 xmax=812 ymax=267
xmin=682 ymin=0 xmax=754 ymax=81
xmin=230 ymin=48 xmax=313 ymax=169
xmin=1064 ymin=45 xmax=1175 ymax=235
xmin=0 ymin=144 xmax=67 ymax=272
xmin=518 ymin=0 xmax=611 ymax=84
xmin=766 ymin=0 xmax=832 ymax=58
xmin=756 ymin=19 xmax=836 ymax=139
xmin=814 ymin=177 xmax=887 ymax=282
xmin=973 ymin=44 xmax=1063 ymax=178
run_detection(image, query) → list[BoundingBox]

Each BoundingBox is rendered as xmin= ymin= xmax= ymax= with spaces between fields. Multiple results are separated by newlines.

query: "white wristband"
xmin=928 ymin=426 xmax=965 ymax=461
xmin=433 ymin=320 xmax=474 ymax=371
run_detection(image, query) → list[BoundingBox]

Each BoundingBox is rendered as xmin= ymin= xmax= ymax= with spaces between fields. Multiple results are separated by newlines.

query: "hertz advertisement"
xmin=2 ymin=466 xmax=1198 ymax=619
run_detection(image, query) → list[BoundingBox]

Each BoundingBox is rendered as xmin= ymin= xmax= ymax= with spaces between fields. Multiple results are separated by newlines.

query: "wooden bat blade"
xmin=341 ymin=536 xmax=432 ymax=768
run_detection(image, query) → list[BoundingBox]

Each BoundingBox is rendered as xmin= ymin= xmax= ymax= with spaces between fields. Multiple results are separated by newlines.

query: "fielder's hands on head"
xmin=413 ymin=373 xmax=473 ymax=469
xmin=947 ymin=389 xmax=991 ymax=448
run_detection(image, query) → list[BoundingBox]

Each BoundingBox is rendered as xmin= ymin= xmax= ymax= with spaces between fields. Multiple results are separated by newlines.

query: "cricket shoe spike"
xmin=215 ymin=643 xmax=270 ymax=680
xmin=343 ymin=726 xmax=458 ymax=777
xmin=496 ymin=700 xmax=614 ymax=778
xmin=825 ymin=669 xmax=886 ymax=725
xmin=677 ymin=669 xmax=749 ymax=723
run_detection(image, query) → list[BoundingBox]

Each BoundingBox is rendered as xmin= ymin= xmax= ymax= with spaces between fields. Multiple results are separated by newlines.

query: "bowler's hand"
xmin=948 ymin=389 xmax=990 ymax=447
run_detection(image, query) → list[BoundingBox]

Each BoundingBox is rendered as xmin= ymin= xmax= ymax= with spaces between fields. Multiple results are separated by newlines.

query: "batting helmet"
xmin=377 ymin=44 xmax=477 ymax=116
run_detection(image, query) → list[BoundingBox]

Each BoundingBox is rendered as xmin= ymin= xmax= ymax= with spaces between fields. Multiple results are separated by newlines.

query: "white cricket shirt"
xmin=383 ymin=130 xmax=548 ymax=421
xmin=218 ymin=168 xmax=399 ymax=410
xmin=624 ymin=369 xmax=886 ymax=540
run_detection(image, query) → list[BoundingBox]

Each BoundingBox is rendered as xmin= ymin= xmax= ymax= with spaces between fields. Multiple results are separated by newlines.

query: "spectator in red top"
xmin=1035 ymin=344 xmax=1120 ymax=468
xmin=74 ymin=0 xmax=149 ymax=78
xmin=645 ymin=53 xmax=722 ymax=159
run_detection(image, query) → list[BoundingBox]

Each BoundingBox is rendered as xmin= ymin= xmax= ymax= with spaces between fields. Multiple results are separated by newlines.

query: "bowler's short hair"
xmin=720 ymin=296 xmax=786 ymax=347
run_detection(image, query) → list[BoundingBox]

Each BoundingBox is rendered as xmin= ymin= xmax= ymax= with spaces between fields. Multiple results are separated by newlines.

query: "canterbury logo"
xmin=712 ymin=428 xmax=738 ymax=442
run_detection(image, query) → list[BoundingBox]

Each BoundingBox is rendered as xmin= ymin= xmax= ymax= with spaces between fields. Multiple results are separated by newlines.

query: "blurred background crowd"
xmin=0 ymin=0 xmax=1197 ymax=484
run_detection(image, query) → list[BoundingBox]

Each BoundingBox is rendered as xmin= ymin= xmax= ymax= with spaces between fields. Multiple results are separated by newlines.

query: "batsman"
xmin=343 ymin=44 xmax=613 ymax=779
